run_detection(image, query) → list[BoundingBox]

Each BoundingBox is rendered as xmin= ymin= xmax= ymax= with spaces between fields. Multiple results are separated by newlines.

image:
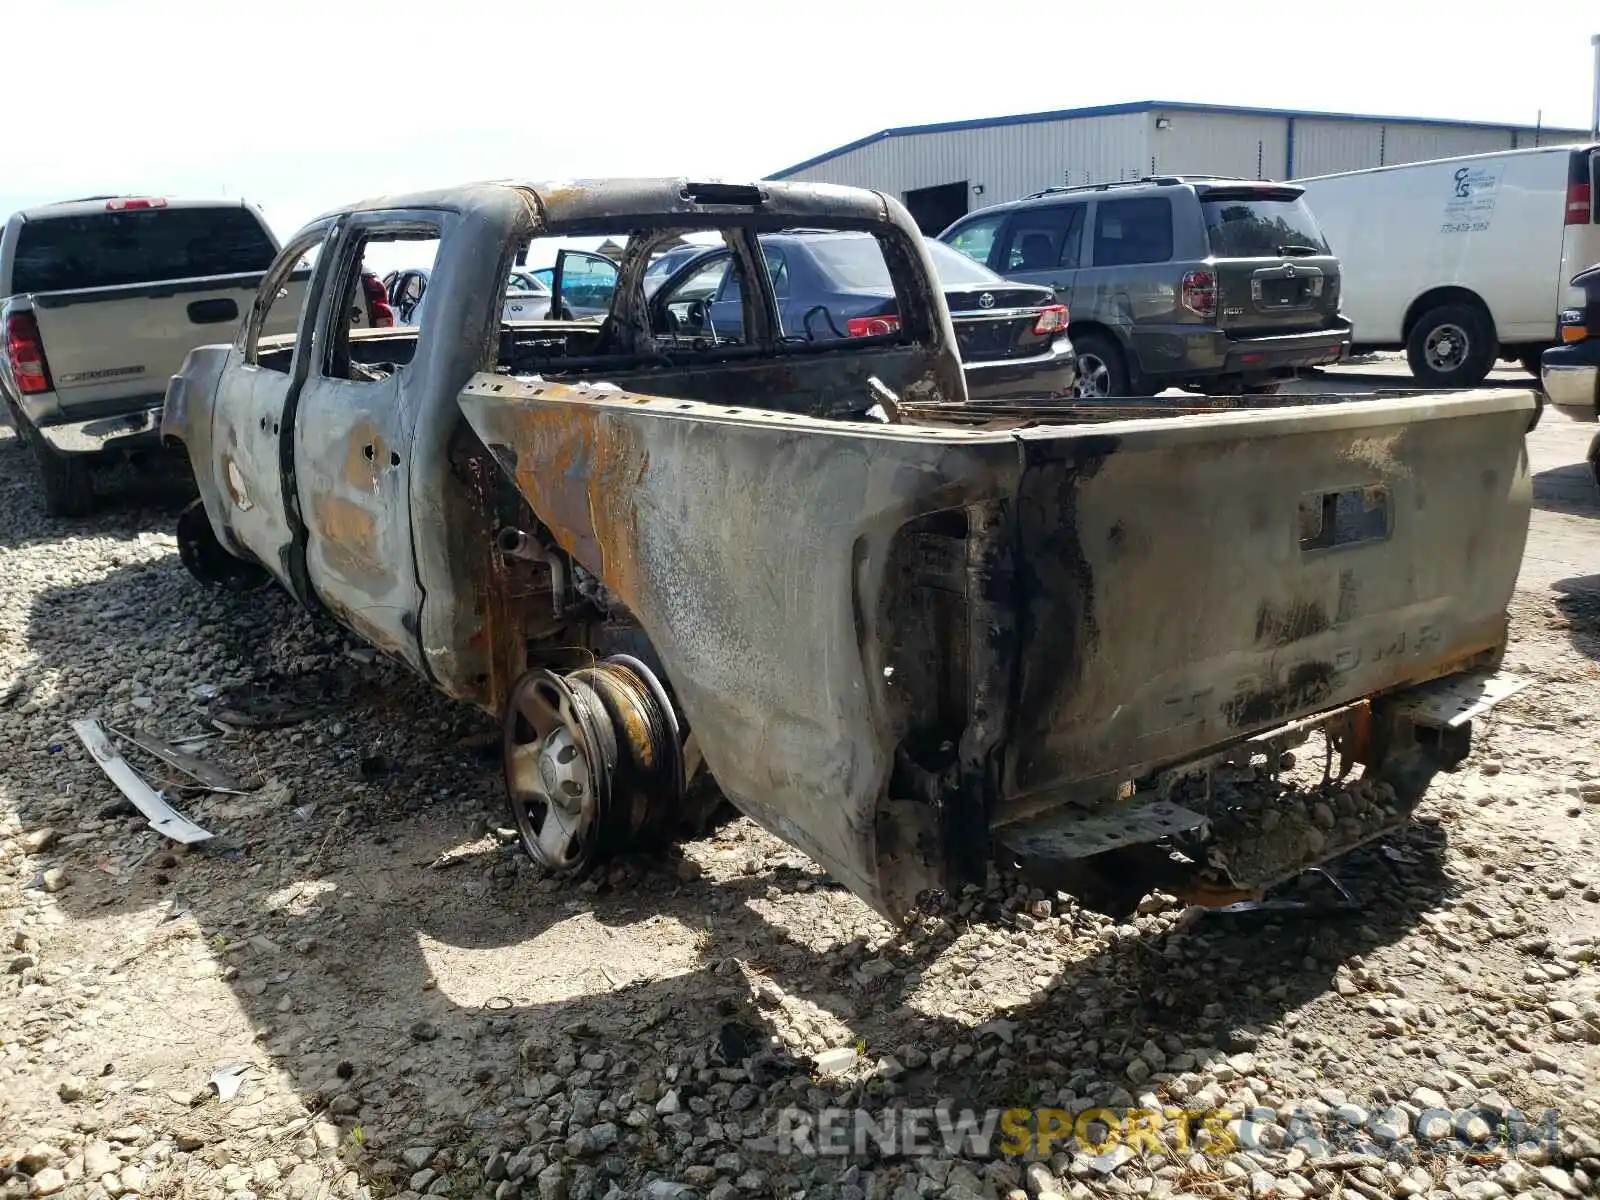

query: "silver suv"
xmin=938 ymin=176 xmax=1352 ymax=397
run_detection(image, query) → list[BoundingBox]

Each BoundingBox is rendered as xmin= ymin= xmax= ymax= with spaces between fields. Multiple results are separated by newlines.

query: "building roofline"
xmin=765 ymin=99 xmax=1591 ymax=179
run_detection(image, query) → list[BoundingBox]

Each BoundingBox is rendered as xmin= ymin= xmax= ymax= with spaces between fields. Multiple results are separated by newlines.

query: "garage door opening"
xmin=904 ymin=182 xmax=969 ymax=235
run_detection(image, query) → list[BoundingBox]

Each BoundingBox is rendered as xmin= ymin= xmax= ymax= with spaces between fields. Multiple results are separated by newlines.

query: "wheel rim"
xmin=503 ymin=671 xmax=611 ymax=873
xmin=1075 ymin=353 xmax=1111 ymax=398
xmin=1423 ymin=323 xmax=1470 ymax=373
xmin=501 ymin=657 xmax=685 ymax=874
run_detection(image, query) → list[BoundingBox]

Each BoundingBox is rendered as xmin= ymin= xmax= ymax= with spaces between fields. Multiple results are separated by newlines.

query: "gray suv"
xmin=937 ymin=176 xmax=1352 ymax=397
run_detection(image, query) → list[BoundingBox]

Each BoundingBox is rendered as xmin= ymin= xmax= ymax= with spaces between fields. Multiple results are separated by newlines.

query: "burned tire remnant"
xmin=501 ymin=655 xmax=685 ymax=875
xmin=177 ymin=499 xmax=271 ymax=592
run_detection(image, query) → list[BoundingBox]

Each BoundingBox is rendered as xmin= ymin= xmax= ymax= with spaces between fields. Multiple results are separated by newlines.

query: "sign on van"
xmin=1441 ymin=164 xmax=1500 ymax=235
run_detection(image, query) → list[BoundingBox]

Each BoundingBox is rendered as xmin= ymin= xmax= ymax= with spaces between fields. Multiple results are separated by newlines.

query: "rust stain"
xmin=488 ymin=401 xmax=649 ymax=611
xmin=344 ymin=420 xmax=385 ymax=494
xmin=612 ymin=693 xmax=655 ymax=769
xmin=1344 ymin=699 xmax=1374 ymax=765
xmin=1174 ymin=880 xmax=1260 ymax=908
xmin=311 ymin=493 xmax=388 ymax=585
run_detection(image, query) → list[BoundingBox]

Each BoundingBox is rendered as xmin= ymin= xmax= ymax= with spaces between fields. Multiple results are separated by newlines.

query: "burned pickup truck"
xmin=161 ymin=178 xmax=1534 ymax=921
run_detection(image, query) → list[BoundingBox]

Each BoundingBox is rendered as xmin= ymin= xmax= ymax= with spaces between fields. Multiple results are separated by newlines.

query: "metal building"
xmin=767 ymin=100 xmax=1591 ymax=233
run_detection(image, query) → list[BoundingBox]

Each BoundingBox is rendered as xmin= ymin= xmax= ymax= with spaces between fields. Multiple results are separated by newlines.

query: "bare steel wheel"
xmin=502 ymin=656 xmax=685 ymax=874
xmin=503 ymin=670 xmax=614 ymax=873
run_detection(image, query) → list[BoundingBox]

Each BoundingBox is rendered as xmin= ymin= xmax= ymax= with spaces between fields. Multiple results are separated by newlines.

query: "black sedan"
xmin=649 ymin=231 xmax=1078 ymax=401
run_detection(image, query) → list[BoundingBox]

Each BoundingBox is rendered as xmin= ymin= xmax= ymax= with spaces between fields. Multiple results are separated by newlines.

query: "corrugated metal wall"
xmin=777 ymin=109 xmax=1590 ymax=199
xmin=1509 ymin=129 xmax=1589 ymax=150
xmin=1291 ymin=120 xmax=1387 ymax=177
xmin=779 ymin=113 xmax=1148 ymax=206
xmin=1291 ymin=122 xmax=1587 ymax=178
xmin=1147 ymin=110 xmax=1288 ymax=180
xmin=1379 ymin=123 xmax=1514 ymax=166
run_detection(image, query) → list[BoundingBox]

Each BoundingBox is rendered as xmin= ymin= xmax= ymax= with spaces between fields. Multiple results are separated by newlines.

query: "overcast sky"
xmin=3 ymin=0 xmax=1596 ymax=242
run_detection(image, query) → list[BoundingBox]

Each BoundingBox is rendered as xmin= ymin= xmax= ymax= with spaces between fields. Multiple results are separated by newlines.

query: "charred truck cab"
xmin=163 ymin=178 xmax=1535 ymax=924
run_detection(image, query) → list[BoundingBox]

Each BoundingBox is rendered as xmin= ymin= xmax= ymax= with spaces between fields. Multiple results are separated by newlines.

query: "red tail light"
xmin=1032 ymin=304 xmax=1069 ymax=334
xmin=106 ymin=197 xmax=166 ymax=211
xmin=846 ymin=315 xmax=901 ymax=338
xmin=6 ymin=312 xmax=53 ymax=395
xmin=1566 ymin=181 xmax=1592 ymax=226
xmin=1181 ymin=269 xmax=1217 ymax=319
xmin=361 ymin=273 xmax=396 ymax=328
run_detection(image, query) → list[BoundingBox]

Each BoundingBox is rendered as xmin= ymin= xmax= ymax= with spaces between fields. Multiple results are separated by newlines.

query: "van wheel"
xmin=1406 ymin=303 xmax=1496 ymax=387
xmin=1072 ymin=333 xmax=1130 ymax=398
xmin=33 ymin=443 xmax=95 ymax=518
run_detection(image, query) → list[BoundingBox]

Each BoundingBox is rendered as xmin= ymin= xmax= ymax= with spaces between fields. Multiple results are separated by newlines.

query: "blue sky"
xmin=3 ymin=0 xmax=1596 ymax=245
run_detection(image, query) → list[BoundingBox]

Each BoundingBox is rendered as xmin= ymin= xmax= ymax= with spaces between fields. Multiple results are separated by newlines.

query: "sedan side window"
xmin=763 ymin=248 xmax=790 ymax=299
xmin=657 ymin=256 xmax=744 ymax=343
xmin=396 ymin=273 xmax=426 ymax=324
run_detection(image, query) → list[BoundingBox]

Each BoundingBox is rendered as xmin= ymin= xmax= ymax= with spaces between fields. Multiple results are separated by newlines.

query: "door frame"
xmin=286 ymin=208 xmax=445 ymax=667
xmin=217 ymin=216 xmax=345 ymax=606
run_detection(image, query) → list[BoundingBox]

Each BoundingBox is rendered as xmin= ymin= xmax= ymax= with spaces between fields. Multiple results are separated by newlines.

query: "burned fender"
xmin=458 ymin=377 xmax=1028 ymax=919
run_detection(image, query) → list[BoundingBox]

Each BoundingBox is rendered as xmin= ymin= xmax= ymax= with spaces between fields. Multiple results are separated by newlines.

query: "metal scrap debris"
xmin=109 ymin=726 xmax=255 ymax=794
xmin=71 ymin=718 xmax=214 ymax=845
xmin=1204 ymin=867 xmax=1360 ymax=916
xmin=205 ymin=673 xmax=357 ymax=729
xmin=207 ymin=1063 xmax=252 ymax=1103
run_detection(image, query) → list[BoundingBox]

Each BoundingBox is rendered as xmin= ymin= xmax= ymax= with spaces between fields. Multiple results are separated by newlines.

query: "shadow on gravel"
xmin=1533 ymin=463 xmax=1600 ymax=519
xmin=0 ymin=428 xmax=195 ymax=552
xmin=15 ymin=558 xmax=1455 ymax=1195
xmin=1552 ymin=575 xmax=1600 ymax=660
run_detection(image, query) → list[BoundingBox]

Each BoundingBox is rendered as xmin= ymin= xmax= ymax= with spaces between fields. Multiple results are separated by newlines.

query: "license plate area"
xmin=1255 ymin=277 xmax=1309 ymax=308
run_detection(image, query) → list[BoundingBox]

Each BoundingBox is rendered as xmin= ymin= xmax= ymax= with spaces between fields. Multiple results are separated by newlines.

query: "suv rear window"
xmin=12 ymin=206 xmax=278 ymax=294
xmin=1201 ymin=192 xmax=1330 ymax=258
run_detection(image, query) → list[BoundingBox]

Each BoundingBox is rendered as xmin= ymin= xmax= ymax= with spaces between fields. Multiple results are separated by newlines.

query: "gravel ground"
xmin=1 ymin=398 xmax=1599 ymax=1200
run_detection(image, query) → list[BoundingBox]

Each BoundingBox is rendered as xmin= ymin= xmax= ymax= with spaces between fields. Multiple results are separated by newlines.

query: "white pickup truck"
xmin=0 ymin=195 xmax=391 ymax=516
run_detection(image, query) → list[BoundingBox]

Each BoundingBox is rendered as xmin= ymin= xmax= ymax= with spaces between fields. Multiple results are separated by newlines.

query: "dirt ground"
xmin=1 ymin=371 xmax=1597 ymax=1200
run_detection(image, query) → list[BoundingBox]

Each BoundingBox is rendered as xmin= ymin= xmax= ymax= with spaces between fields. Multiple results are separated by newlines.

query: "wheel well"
xmin=1401 ymin=287 xmax=1490 ymax=342
xmin=1066 ymin=319 xmax=1124 ymax=357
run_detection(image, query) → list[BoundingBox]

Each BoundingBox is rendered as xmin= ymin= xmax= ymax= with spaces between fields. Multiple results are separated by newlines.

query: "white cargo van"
xmin=1295 ymin=144 xmax=1600 ymax=386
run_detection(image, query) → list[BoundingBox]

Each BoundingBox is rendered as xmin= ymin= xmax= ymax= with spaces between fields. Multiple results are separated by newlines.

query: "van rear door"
xmin=1200 ymin=185 xmax=1342 ymax=336
xmin=13 ymin=202 xmax=279 ymax=412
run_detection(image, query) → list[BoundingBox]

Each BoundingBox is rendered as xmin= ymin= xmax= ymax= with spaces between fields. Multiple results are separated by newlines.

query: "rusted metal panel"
xmin=458 ymin=378 xmax=1022 ymax=907
xmin=460 ymin=378 xmax=1534 ymax=917
xmin=1001 ymin=391 xmax=1533 ymax=817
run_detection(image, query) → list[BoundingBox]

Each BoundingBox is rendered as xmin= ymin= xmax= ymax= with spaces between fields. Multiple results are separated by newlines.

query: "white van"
xmin=1295 ymin=143 xmax=1600 ymax=386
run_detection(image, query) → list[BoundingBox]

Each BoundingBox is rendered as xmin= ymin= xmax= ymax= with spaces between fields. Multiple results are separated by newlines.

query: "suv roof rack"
xmin=1019 ymin=175 xmax=1268 ymax=200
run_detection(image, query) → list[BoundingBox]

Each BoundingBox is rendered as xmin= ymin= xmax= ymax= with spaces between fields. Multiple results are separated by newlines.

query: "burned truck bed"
xmin=457 ymin=375 xmax=1533 ymax=918
xmin=163 ymin=177 xmax=1536 ymax=926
